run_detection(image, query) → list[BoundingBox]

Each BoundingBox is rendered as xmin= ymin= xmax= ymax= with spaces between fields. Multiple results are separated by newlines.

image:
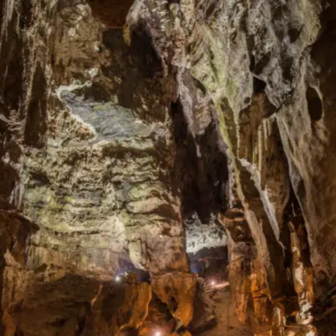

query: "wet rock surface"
xmin=1 ymin=0 xmax=336 ymax=335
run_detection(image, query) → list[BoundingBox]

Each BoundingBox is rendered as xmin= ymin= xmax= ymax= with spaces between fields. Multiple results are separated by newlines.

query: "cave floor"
xmin=199 ymin=289 xmax=252 ymax=336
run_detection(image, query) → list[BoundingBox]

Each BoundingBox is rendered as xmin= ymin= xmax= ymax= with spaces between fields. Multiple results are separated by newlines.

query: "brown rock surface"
xmin=86 ymin=0 xmax=135 ymax=28
xmin=1 ymin=0 xmax=336 ymax=335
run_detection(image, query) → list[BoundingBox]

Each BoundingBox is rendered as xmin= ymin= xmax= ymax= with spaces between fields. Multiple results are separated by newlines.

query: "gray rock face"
xmin=62 ymin=91 xmax=152 ymax=141
xmin=0 ymin=1 xmax=192 ymax=334
xmin=1 ymin=0 xmax=336 ymax=335
xmin=185 ymin=213 xmax=226 ymax=254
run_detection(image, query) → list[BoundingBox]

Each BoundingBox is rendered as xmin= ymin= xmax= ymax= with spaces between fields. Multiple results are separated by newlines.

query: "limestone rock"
xmin=1 ymin=0 xmax=336 ymax=335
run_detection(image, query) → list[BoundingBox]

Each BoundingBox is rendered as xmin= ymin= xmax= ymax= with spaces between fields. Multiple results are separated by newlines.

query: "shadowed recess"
xmin=306 ymin=87 xmax=323 ymax=122
xmin=86 ymin=0 xmax=134 ymax=28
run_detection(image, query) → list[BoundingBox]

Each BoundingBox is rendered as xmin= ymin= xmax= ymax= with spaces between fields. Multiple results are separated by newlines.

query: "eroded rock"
xmin=1 ymin=0 xmax=336 ymax=335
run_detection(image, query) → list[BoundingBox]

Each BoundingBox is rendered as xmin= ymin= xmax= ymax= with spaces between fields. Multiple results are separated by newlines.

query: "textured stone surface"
xmin=0 ymin=1 xmax=192 ymax=334
xmin=198 ymin=289 xmax=252 ymax=336
xmin=1 ymin=0 xmax=336 ymax=335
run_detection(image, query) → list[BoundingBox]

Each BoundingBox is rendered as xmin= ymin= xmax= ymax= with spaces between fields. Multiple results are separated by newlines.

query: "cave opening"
xmin=306 ymin=87 xmax=323 ymax=122
xmin=169 ymin=98 xmax=235 ymax=334
xmin=189 ymin=246 xmax=229 ymax=286
xmin=171 ymin=99 xmax=229 ymax=221
xmin=253 ymin=76 xmax=267 ymax=94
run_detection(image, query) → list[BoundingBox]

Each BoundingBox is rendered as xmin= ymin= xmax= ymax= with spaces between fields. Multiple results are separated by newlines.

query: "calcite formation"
xmin=0 ymin=0 xmax=336 ymax=335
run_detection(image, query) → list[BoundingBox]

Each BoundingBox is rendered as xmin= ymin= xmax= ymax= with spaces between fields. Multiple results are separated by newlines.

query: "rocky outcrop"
xmin=0 ymin=1 xmax=193 ymax=334
xmin=1 ymin=0 xmax=336 ymax=335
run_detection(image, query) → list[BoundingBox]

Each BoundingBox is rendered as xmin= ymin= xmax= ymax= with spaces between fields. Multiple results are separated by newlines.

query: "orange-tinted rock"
xmin=152 ymin=273 xmax=197 ymax=327
xmin=86 ymin=0 xmax=134 ymax=28
xmin=86 ymin=282 xmax=152 ymax=334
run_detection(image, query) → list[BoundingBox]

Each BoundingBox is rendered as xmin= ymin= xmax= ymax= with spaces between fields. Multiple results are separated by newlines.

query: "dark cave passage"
xmin=189 ymin=246 xmax=228 ymax=287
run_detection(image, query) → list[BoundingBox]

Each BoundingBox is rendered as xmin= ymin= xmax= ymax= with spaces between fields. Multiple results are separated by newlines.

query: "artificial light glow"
xmin=211 ymin=281 xmax=216 ymax=286
xmin=155 ymin=332 xmax=162 ymax=336
xmin=116 ymin=275 xmax=121 ymax=282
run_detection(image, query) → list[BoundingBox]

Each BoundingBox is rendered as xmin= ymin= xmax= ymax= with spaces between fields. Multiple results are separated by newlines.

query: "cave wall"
xmin=0 ymin=1 xmax=196 ymax=334
xmin=1 ymin=0 xmax=336 ymax=335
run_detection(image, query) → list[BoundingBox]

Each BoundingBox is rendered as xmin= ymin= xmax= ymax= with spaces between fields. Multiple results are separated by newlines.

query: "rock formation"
xmin=0 ymin=0 xmax=336 ymax=335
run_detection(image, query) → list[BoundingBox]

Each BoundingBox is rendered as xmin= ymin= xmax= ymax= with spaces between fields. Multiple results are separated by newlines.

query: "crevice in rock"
xmin=19 ymin=0 xmax=33 ymax=29
xmin=24 ymin=63 xmax=48 ymax=148
xmin=253 ymin=77 xmax=266 ymax=94
xmin=279 ymin=184 xmax=316 ymax=332
xmin=101 ymin=27 xmax=164 ymax=121
xmin=171 ymin=98 xmax=229 ymax=223
xmin=306 ymin=87 xmax=323 ymax=122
